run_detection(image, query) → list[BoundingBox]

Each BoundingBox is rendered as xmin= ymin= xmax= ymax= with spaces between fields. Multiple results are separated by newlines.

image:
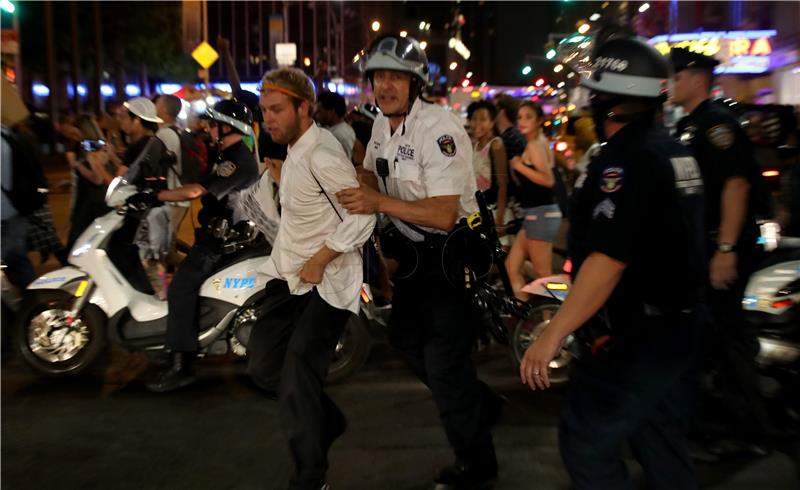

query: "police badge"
xmin=216 ymin=160 xmax=237 ymax=177
xmin=707 ymin=125 xmax=735 ymax=150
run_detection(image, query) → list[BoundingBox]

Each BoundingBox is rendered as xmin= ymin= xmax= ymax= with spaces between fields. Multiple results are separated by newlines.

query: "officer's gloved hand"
xmin=125 ymin=190 xmax=163 ymax=210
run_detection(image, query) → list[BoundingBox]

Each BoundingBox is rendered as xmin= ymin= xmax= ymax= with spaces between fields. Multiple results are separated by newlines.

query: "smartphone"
xmin=81 ymin=139 xmax=106 ymax=152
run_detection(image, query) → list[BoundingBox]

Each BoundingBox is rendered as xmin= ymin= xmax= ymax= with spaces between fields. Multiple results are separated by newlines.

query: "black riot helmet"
xmin=202 ymin=99 xmax=254 ymax=137
xmin=358 ymin=34 xmax=430 ymax=117
xmin=581 ymin=37 xmax=669 ymax=139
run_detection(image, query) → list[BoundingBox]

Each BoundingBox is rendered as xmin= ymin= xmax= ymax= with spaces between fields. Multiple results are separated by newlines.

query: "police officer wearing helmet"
xmin=337 ymin=35 xmax=503 ymax=490
xmin=146 ymin=99 xmax=260 ymax=393
xmin=521 ymin=38 xmax=707 ymax=489
xmin=670 ymin=48 xmax=772 ymax=452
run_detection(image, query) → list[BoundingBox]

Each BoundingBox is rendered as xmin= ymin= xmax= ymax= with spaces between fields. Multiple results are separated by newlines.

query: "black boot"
xmin=145 ymin=352 xmax=197 ymax=393
xmin=433 ymin=458 xmax=498 ymax=490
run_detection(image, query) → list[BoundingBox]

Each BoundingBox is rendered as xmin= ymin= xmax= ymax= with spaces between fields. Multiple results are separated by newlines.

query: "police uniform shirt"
xmin=569 ymin=123 xmax=707 ymax=331
xmin=364 ymin=98 xmax=478 ymax=241
xmin=675 ymin=99 xmax=759 ymax=237
xmin=202 ymin=140 xmax=260 ymax=224
xmin=259 ymin=123 xmax=376 ymax=314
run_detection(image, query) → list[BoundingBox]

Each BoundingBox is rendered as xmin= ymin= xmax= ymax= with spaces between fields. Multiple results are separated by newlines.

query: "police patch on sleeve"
xmin=600 ymin=167 xmax=624 ymax=193
xmin=436 ymin=135 xmax=457 ymax=157
xmin=216 ymin=160 xmax=237 ymax=177
xmin=707 ymin=125 xmax=735 ymax=150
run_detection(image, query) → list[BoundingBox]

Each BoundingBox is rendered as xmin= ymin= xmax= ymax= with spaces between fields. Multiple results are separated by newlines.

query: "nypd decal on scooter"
xmin=223 ymin=277 xmax=257 ymax=289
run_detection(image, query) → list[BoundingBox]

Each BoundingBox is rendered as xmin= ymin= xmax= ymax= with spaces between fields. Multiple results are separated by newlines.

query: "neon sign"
xmin=649 ymin=30 xmax=777 ymax=75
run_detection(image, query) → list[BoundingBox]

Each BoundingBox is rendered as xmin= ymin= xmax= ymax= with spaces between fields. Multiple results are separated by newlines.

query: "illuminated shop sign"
xmin=649 ymin=30 xmax=777 ymax=74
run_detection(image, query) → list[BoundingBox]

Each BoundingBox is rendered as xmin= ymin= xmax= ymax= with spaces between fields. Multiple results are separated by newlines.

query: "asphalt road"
xmin=2 ymin=343 xmax=799 ymax=490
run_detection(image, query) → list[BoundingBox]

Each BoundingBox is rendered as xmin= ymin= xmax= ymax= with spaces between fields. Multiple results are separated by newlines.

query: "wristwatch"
xmin=717 ymin=242 xmax=736 ymax=253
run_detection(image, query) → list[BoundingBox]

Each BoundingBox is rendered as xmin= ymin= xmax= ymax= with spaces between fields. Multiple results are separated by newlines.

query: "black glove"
xmin=125 ymin=190 xmax=162 ymax=210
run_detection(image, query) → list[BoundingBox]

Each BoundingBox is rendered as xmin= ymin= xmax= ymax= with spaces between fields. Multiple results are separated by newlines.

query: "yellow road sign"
xmin=192 ymin=41 xmax=219 ymax=69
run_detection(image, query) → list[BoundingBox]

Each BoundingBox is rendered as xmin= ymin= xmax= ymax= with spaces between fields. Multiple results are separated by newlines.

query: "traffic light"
xmin=1 ymin=0 xmax=16 ymax=14
xmin=522 ymin=65 xmax=532 ymax=76
xmin=546 ymin=49 xmax=557 ymax=60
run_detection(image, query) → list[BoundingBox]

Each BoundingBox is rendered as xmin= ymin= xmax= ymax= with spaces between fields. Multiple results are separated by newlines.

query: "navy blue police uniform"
xmin=673 ymin=47 xmax=771 ymax=444
xmin=165 ymin=140 xmax=259 ymax=352
xmin=561 ymin=122 xmax=707 ymax=489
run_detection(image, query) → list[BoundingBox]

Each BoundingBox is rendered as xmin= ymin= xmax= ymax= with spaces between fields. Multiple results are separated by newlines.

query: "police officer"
xmin=521 ymin=38 xmax=707 ymax=489
xmin=670 ymin=47 xmax=772 ymax=452
xmin=337 ymin=35 xmax=502 ymax=490
xmin=146 ymin=99 xmax=259 ymax=392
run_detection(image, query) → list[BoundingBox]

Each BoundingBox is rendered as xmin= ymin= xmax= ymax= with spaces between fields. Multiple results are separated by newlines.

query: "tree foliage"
xmin=18 ymin=1 xmax=195 ymax=86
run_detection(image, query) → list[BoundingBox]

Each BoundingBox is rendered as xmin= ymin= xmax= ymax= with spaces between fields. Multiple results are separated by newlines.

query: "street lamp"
xmin=304 ymin=57 xmax=311 ymax=67
xmin=466 ymin=71 xmax=473 ymax=78
xmin=419 ymin=41 xmax=428 ymax=50
xmin=546 ymin=49 xmax=557 ymax=60
xmin=400 ymin=30 xmax=408 ymax=38
xmin=578 ymin=23 xmax=590 ymax=35
xmin=522 ymin=65 xmax=532 ymax=76
xmin=639 ymin=3 xmax=650 ymax=13
xmin=589 ymin=13 xmax=600 ymax=21
xmin=371 ymin=20 xmax=381 ymax=32
xmin=554 ymin=64 xmax=564 ymax=73
xmin=449 ymin=61 xmax=458 ymax=71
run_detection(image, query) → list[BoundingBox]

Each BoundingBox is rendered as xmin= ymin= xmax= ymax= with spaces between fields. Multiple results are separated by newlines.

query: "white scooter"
xmin=14 ymin=177 xmax=368 ymax=382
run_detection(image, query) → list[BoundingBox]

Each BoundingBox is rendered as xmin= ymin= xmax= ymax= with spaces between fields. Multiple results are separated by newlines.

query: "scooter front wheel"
xmin=14 ymin=290 xmax=107 ymax=377
xmin=509 ymin=300 xmax=573 ymax=386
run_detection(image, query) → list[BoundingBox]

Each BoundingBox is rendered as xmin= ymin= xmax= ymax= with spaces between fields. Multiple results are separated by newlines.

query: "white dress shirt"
xmin=364 ymin=98 xmax=478 ymax=241
xmin=259 ymin=123 xmax=376 ymax=313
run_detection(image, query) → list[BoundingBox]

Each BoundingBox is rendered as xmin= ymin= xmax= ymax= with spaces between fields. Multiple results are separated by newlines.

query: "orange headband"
xmin=260 ymin=83 xmax=311 ymax=102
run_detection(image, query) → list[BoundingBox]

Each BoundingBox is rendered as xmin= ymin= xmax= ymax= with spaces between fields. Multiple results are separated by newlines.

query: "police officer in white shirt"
xmin=248 ymin=67 xmax=375 ymax=490
xmin=337 ymin=35 xmax=502 ymax=490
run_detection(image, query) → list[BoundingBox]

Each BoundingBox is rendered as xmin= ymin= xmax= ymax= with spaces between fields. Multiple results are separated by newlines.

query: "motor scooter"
xmin=15 ymin=177 xmax=368 ymax=383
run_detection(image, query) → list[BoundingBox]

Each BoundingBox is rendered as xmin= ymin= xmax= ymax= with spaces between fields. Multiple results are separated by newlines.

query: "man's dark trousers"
xmin=388 ymin=251 xmax=496 ymax=468
xmin=248 ymin=279 xmax=350 ymax=490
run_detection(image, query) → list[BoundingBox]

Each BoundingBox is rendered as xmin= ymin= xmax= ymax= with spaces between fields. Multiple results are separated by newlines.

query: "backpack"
xmin=170 ymin=127 xmax=207 ymax=184
xmin=1 ymin=130 xmax=47 ymax=216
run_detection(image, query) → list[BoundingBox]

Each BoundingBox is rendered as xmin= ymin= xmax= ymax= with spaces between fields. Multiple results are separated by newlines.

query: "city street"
xmin=2 ymin=341 xmax=799 ymax=490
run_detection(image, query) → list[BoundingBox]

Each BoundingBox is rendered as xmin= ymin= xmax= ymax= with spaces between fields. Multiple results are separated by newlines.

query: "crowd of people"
xmin=2 ymin=28 xmax=799 ymax=490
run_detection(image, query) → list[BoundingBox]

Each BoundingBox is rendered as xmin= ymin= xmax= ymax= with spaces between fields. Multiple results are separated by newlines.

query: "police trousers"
xmin=704 ymin=281 xmax=771 ymax=441
xmin=165 ymin=234 xmax=223 ymax=353
xmin=389 ymin=252 xmax=496 ymax=467
xmin=559 ymin=309 xmax=705 ymax=490
xmin=247 ymin=279 xmax=350 ymax=490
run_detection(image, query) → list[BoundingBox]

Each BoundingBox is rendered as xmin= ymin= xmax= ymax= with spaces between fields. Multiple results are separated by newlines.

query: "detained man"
xmin=247 ymin=67 xmax=376 ymax=490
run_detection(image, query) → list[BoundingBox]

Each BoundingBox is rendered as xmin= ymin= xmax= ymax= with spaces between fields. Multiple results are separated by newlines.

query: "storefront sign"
xmin=649 ymin=30 xmax=777 ymax=74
